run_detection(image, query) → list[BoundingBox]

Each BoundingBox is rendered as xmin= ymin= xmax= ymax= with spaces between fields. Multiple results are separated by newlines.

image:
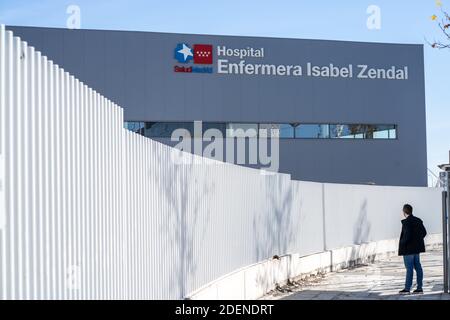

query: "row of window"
xmin=124 ymin=122 xmax=397 ymax=140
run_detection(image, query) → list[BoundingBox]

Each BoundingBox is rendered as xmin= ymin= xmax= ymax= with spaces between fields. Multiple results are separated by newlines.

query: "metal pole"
xmin=447 ymin=175 xmax=450 ymax=292
xmin=443 ymin=190 xmax=449 ymax=293
xmin=438 ymin=152 xmax=450 ymax=294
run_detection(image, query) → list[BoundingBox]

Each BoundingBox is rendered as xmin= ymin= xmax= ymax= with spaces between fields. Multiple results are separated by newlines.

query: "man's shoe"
xmin=399 ymin=289 xmax=410 ymax=295
xmin=412 ymin=289 xmax=423 ymax=294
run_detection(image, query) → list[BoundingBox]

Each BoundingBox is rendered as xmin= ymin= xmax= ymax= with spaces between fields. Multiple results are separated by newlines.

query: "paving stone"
xmin=262 ymin=249 xmax=450 ymax=301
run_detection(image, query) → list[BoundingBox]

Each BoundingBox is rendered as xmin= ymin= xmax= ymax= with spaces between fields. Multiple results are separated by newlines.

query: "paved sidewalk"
xmin=262 ymin=249 xmax=450 ymax=300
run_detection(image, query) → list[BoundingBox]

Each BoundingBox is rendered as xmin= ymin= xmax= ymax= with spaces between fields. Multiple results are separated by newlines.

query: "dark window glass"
xmin=144 ymin=122 xmax=194 ymax=138
xmin=295 ymin=124 xmax=329 ymax=138
xmin=202 ymin=122 xmax=226 ymax=137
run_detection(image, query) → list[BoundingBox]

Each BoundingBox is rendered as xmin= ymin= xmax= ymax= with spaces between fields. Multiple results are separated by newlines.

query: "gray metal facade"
xmin=7 ymin=26 xmax=428 ymax=186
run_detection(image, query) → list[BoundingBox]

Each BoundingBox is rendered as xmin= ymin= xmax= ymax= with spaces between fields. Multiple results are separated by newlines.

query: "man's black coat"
xmin=398 ymin=215 xmax=427 ymax=256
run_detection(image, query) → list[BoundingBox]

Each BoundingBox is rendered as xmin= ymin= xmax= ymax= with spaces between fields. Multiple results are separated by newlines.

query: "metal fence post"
xmin=447 ymin=178 xmax=450 ymax=292
xmin=443 ymin=190 xmax=449 ymax=293
xmin=438 ymin=152 xmax=450 ymax=294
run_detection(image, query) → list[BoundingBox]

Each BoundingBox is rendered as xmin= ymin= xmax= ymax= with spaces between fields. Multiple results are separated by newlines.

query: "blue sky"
xmin=1 ymin=0 xmax=449 ymax=183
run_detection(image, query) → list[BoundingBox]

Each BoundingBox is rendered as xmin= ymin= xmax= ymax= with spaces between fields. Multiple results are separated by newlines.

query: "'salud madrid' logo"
xmin=173 ymin=43 xmax=213 ymax=73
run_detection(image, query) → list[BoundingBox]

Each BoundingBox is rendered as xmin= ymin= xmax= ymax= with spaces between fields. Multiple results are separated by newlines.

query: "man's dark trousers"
xmin=403 ymin=254 xmax=423 ymax=291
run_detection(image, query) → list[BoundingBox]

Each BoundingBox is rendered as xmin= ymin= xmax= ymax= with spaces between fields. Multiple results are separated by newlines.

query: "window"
xmin=124 ymin=122 xmax=397 ymax=140
xmin=295 ymin=124 xmax=329 ymax=138
xmin=259 ymin=123 xmax=295 ymax=138
xmin=371 ymin=125 xmax=396 ymax=139
xmin=389 ymin=128 xmax=397 ymax=139
xmin=329 ymin=124 xmax=397 ymax=139
xmin=144 ymin=122 xmax=194 ymax=138
xmin=124 ymin=122 xmax=145 ymax=135
xmin=202 ymin=122 xmax=226 ymax=137
xmin=330 ymin=124 xmax=366 ymax=139
xmin=226 ymin=123 xmax=258 ymax=138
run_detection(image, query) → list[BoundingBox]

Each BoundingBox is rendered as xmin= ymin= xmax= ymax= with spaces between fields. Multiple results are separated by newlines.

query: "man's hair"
xmin=403 ymin=204 xmax=413 ymax=215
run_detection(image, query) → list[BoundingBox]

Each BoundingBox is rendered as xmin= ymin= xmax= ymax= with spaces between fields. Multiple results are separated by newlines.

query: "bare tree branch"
xmin=430 ymin=9 xmax=450 ymax=49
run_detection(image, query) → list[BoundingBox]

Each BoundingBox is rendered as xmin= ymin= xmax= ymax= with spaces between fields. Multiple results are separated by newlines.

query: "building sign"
xmin=173 ymin=43 xmax=409 ymax=80
xmin=173 ymin=43 xmax=213 ymax=73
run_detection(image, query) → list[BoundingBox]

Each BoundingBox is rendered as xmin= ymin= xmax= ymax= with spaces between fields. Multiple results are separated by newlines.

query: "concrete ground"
xmin=262 ymin=249 xmax=450 ymax=300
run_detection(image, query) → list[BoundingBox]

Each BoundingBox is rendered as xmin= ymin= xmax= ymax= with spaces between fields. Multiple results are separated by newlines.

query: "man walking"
xmin=398 ymin=204 xmax=427 ymax=294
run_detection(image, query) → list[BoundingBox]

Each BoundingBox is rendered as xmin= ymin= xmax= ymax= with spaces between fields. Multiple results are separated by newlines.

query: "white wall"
xmin=323 ymin=183 xmax=442 ymax=250
xmin=187 ymin=234 xmax=443 ymax=300
xmin=0 ymin=25 xmax=443 ymax=300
